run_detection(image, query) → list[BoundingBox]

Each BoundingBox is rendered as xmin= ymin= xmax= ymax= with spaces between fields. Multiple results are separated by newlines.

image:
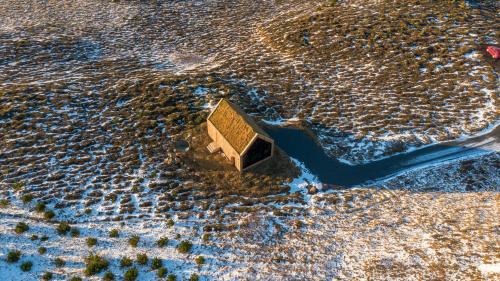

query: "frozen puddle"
xmin=265 ymin=125 xmax=500 ymax=187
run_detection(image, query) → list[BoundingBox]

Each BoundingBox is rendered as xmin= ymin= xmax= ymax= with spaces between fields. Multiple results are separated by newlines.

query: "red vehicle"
xmin=486 ymin=46 xmax=500 ymax=59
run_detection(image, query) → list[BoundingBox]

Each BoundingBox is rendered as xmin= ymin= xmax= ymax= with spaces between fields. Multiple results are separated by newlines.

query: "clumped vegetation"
xmin=103 ymin=271 xmax=115 ymax=281
xmin=128 ymin=235 xmax=140 ymax=247
xmin=43 ymin=210 xmax=55 ymax=220
xmin=157 ymin=267 xmax=168 ymax=278
xmin=84 ymin=254 xmax=109 ymax=276
xmin=151 ymin=257 xmax=162 ymax=270
xmin=20 ymin=261 xmax=33 ymax=271
xmin=109 ymin=229 xmax=119 ymax=238
xmin=38 ymin=247 xmax=47 ymax=255
xmin=42 ymin=272 xmax=53 ymax=281
xmin=54 ymin=257 xmax=65 ymax=267
xmin=14 ymin=222 xmax=29 ymax=234
xmin=120 ymin=256 xmax=133 ymax=268
xmin=71 ymin=228 xmax=80 ymax=237
xmin=157 ymin=237 xmax=168 ymax=247
xmin=6 ymin=250 xmax=21 ymax=263
xmin=56 ymin=222 xmax=71 ymax=235
xmin=86 ymin=237 xmax=98 ymax=247
xmin=0 ymin=198 xmax=10 ymax=208
xmin=195 ymin=256 xmax=205 ymax=265
xmin=136 ymin=253 xmax=148 ymax=265
xmin=124 ymin=267 xmax=139 ymax=281
xmin=177 ymin=241 xmax=193 ymax=254
xmin=35 ymin=202 xmax=46 ymax=212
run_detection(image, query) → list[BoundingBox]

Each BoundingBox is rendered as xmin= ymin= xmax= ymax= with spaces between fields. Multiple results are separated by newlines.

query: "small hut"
xmin=206 ymin=99 xmax=274 ymax=171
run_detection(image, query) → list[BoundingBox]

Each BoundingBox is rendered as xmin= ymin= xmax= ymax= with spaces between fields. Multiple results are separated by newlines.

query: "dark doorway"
xmin=242 ymin=138 xmax=272 ymax=169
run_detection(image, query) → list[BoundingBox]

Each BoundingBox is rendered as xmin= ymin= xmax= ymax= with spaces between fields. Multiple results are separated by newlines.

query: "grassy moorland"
xmin=0 ymin=0 xmax=498 ymax=280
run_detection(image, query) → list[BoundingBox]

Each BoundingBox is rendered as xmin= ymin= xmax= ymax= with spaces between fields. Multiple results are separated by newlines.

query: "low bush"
xmin=31 ymin=234 xmax=38 ymax=241
xmin=6 ymin=250 xmax=21 ymax=263
xmin=69 ymin=277 xmax=82 ymax=281
xmin=56 ymin=222 xmax=71 ymax=235
xmin=41 ymin=272 xmax=53 ymax=281
xmin=167 ymin=274 xmax=177 ymax=281
xmin=41 ymin=235 xmax=49 ymax=241
xmin=103 ymin=271 xmax=115 ymax=281
xmin=167 ymin=219 xmax=175 ymax=227
xmin=21 ymin=194 xmax=34 ymax=204
xmin=128 ymin=235 xmax=140 ymax=247
xmin=38 ymin=247 xmax=47 ymax=255
xmin=20 ymin=261 xmax=33 ymax=272
xmin=120 ymin=256 xmax=133 ymax=268
xmin=84 ymin=254 xmax=109 ymax=276
xmin=35 ymin=202 xmax=46 ymax=212
xmin=109 ymin=229 xmax=119 ymax=238
xmin=151 ymin=257 xmax=162 ymax=270
xmin=15 ymin=222 xmax=29 ymax=234
xmin=195 ymin=256 xmax=205 ymax=265
xmin=157 ymin=237 xmax=168 ymax=247
xmin=157 ymin=267 xmax=168 ymax=278
xmin=177 ymin=241 xmax=192 ymax=254
xmin=202 ymin=233 xmax=210 ymax=242
xmin=124 ymin=267 xmax=138 ymax=281
xmin=44 ymin=210 xmax=55 ymax=220
xmin=86 ymin=237 xmax=97 ymax=247
xmin=54 ymin=257 xmax=65 ymax=267
xmin=136 ymin=253 xmax=148 ymax=265
xmin=70 ymin=228 xmax=80 ymax=238
xmin=189 ymin=274 xmax=200 ymax=281
xmin=0 ymin=198 xmax=9 ymax=208
xmin=12 ymin=182 xmax=24 ymax=191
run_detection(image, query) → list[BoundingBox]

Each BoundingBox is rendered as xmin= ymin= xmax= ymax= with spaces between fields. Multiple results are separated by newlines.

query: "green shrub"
xmin=21 ymin=194 xmax=34 ymax=204
xmin=195 ymin=256 xmax=205 ymax=265
xmin=6 ymin=250 xmax=21 ymax=263
xmin=41 ymin=271 xmax=53 ymax=281
xmin=41 ymin=235 xmax=49 ymax=241
xmin=109 ymin=229 xmax=119 ymax=238
xmin=86 ymin=237 xmax=97 ymax=247
xmin=56 ymin=222 xmax=71 ymax=235
xmin=124 ymin=267 xmax=138 ymax=281
xmin=167 ymin=274 xmax=177 ymax=281
xmin=167 ymin=219 xmax=175 ymax=227
xmin=189 ymin=273 xmax=200 ymax=281
xmin=70 ymin=228 xmax=80 ymax=238
xmin=54 ymin=257 xmax=65 ymax=267
xmin=202 ymin=233 xmax=210 ymax=242
xmin=13 ymin=182 xmax=24 ymax=191
xmin=31 ymin=234 xmax=38 ymax=241
xmin=136 ymin=253 xmax=148 ymax=265
xmin=177 ymin=241 xmax=192 ymax=254
xmin=157 ymin=267 xmax=168 ymax=278
xmin=120 ymin=256 xmax=133 ymax=268
xmin=0 ymin=198 xmax=9 ymax=208
xmin=15 ymin=222 xmax=29 ymax=234
xmin=128 ymin=235 xmax=140 ymax=247
xmin=84 ymin=254 xmax=109 ymax=276
xmin=35 ymin=202 xmax=46 ymax=212
xmin=157 ymin=237 xmax=168 ymax=247
xmin=44 ymin=210 xmax=55 ymax=220
xmin=69 ymin=277 xmax=82 ymax=281
xmin=38 ymin=247 xmax=47 ymax=255
xmin=20 ymin=261 xmax=33 ymax=272
xmin=103 ymin=271 xmax=115 ymax=281
xmin=84 ymin=208 xmax=92 ymax=215
xmin=151 ymin=257 xmax=162 ymax=270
